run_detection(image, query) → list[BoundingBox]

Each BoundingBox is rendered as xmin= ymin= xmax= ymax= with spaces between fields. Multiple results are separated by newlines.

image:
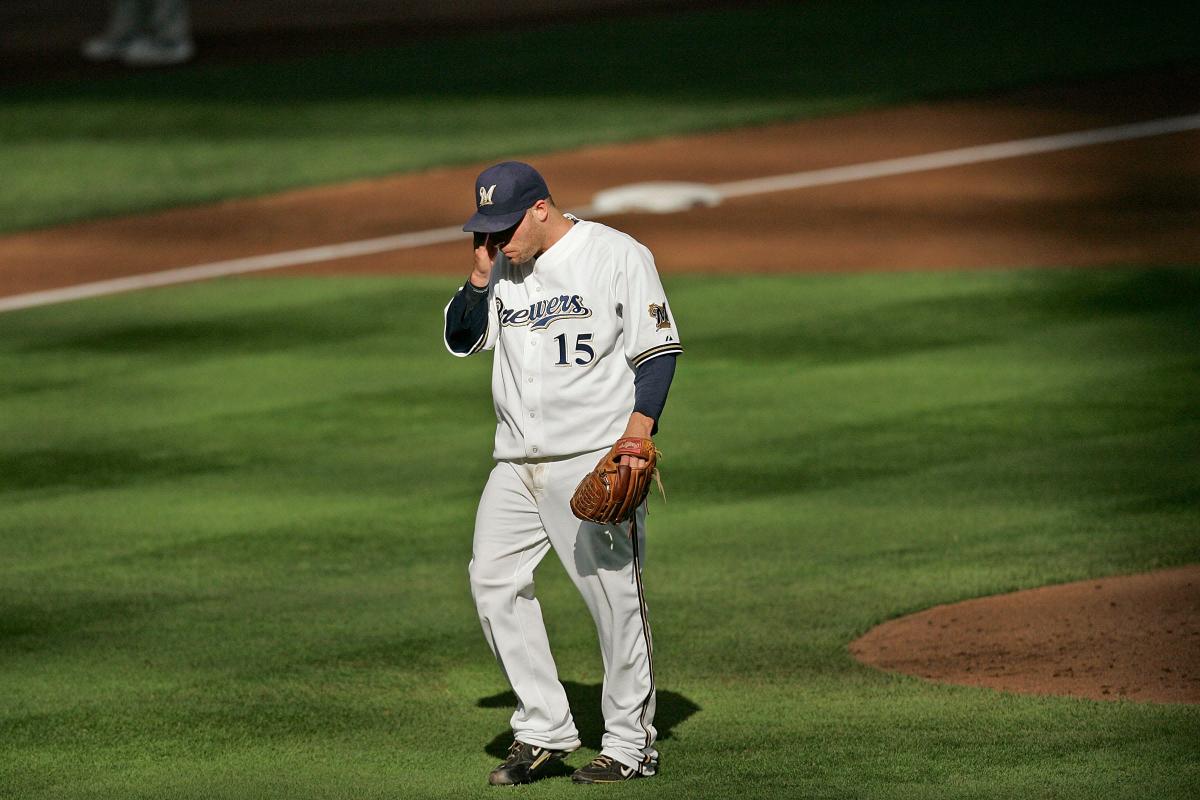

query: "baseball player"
xmin=443 ymin=162 xmax=682 ymax=785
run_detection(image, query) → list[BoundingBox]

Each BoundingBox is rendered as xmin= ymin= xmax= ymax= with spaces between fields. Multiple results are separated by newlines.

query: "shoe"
xmin=120 ymin=37 xmax=195 ymax=67
xmin=570 ymin=754 xmax=656 ymax=783
xmin=81 ymin=36 xmax=134 ymax=62
xmin=487 ymin=740 xmax=572 ymax=786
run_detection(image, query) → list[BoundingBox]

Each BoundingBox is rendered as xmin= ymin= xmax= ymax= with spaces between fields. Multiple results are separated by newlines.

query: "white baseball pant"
xmin=468 ymin=447 xmax=658 ymax=774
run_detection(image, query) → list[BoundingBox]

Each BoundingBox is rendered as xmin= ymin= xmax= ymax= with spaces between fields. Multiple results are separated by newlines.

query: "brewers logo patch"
xmin=648 ymin=302 xmax=672 ymax=330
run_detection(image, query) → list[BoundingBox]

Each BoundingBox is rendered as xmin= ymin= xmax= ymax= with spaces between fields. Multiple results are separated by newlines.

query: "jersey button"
xmin=529 ymin=412 xmax=536 ymax=418
xmin=527 ymin=377 xmax=534 ymax=383
xmin=531 ymin=446 xmax=539 ymax=454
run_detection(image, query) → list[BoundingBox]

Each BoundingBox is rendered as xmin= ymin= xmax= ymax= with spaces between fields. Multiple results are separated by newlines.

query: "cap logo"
xmin=478 ymin=184 xmax=497 ymax=207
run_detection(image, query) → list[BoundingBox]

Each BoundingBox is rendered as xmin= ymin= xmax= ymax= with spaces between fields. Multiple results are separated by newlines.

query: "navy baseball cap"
xmin=462 ymin=161 xmax=550 ymax=233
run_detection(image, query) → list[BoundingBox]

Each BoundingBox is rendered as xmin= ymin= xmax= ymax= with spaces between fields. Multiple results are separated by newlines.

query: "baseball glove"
xmin=570 ymin=437 xmax=660 ymax=525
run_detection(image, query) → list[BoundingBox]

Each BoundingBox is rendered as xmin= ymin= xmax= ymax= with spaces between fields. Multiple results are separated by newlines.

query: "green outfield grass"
xmin=2 ymin=0 xmax=1198 ymax=233
xmin=1 ymin=268 xmax=1198 ymax=799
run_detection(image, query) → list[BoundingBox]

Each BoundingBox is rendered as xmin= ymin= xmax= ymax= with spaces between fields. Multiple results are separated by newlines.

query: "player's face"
xmin=496 ymin=208 xmax=541 ymax=265
xmin=489 ymin=218 xmax=521 ymax=249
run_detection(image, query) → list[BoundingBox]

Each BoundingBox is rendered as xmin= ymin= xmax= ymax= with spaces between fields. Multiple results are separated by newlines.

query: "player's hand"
xmin=618 ymin=442 xmax=651 ymax=536
xmin=470 ymin=232 xmax=497 ymax=289
xmin=618 ymin=412 xmax=655 ymax=469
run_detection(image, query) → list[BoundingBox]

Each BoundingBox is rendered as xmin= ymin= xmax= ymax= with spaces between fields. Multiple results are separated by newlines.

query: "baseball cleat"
xmin=81 ymin=36 xmax=131 ymax=62
xmin=487 ymin=740 xmax=571 ymax=786
xmin=570 ymin=754 xmax=655 ymax=784
xmin=120 ymin=37 xmax=195 ymax=67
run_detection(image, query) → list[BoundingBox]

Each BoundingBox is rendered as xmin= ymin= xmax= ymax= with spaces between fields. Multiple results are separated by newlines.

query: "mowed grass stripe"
xmin=0 ymin=269 xmax=1197 ymax=798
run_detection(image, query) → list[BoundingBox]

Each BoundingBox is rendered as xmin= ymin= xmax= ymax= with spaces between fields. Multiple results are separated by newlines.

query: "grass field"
xmin=2 ymin=0 xmax=1198 ymax=233
xmin=2 ymin=269 xmax=1198 ymax=798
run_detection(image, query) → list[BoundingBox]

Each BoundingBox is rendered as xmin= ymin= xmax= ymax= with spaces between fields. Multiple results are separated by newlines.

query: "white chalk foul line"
xmin=1 ymin=112 xmax=1197 ymax=314
xmin=0 ymin=225 xmax=463 ymax=314
xmin=715 ymin=113 xmax=1200 ymax=198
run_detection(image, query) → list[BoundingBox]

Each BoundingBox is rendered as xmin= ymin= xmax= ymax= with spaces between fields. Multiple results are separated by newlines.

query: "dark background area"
xmin=0 ymin=0 xmax=754 ymax=86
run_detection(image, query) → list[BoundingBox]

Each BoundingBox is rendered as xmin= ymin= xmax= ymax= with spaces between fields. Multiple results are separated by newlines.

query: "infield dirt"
xmin=1 ymin=67 xmax=1197 ymax=297
xmin=851 ymin=565 xmax=1200 ymax=705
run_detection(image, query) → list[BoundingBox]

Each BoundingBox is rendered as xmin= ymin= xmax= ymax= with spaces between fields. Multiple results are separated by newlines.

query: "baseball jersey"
xmin=443 ymin=219 xmax=683 ymax=461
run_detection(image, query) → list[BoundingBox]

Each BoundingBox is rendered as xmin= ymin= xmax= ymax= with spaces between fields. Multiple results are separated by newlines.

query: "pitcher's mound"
xmin=850 ymin=564 xmax=1200 ymax=704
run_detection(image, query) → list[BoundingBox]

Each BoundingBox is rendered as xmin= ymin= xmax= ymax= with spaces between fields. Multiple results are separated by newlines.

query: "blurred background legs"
xmin=81 ymin=0 xmax=194 ymax=66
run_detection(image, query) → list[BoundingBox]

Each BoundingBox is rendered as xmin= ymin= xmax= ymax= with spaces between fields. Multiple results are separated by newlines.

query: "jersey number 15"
xmin=554 ymin=332 xmax=594 ymax=366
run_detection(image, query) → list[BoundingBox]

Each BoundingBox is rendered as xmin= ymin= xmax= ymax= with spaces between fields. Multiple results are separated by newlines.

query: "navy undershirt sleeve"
xmin=445 ymin=279 xmax=489 ymax=354
xmin=633 ymin=354 xmax=677 ymax=434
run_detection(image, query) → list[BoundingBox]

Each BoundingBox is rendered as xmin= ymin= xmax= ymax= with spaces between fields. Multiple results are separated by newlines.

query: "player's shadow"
xmin=478 ymin=681 xmax=700 ymax=777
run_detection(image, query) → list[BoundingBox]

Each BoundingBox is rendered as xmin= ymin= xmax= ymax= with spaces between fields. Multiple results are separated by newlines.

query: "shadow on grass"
xmin=13 ymin=293 xmax=401 ymax=358
xmin=0 ymin=592 xmax=198 ymax=641
xmin=477 ymin=681 xmax=700 ymax=762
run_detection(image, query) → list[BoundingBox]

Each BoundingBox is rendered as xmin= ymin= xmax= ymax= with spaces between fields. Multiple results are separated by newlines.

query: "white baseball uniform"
xmin=443 ymin=217 xmax=682 ymax=774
